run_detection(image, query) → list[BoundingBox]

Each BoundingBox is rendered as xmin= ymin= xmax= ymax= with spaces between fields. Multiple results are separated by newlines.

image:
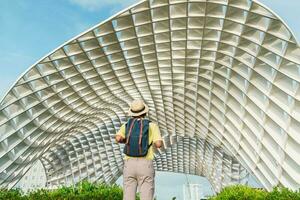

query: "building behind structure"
xmin=183 ymin=183 xmax=203 ymax=200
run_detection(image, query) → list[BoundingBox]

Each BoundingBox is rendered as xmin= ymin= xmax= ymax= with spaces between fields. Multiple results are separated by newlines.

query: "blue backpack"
xmin=123 ymin=118 xmax=152 ymax=157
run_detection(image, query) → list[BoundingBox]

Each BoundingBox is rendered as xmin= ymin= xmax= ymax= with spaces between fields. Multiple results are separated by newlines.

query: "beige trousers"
xmin=123 ymin=158 xmax=155 ymax=200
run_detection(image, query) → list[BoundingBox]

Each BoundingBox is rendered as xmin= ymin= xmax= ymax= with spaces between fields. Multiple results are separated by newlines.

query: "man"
xmin=115 ymin=99 xmax=163 ymax=200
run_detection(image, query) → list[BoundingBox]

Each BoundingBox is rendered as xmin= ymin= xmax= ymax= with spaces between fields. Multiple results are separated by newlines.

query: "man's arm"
xmin=151 ymin=123 xmax=163 ymax=149
xmin=115 ymin=124 xmax=126 ymax=143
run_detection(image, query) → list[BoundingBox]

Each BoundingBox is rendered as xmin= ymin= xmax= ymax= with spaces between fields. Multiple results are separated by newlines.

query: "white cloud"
xmin=69 ymin=0 xmax=140 ymax=12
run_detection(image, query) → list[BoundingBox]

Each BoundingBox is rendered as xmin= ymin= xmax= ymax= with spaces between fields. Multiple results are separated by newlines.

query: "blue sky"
xmin=0 ymin=0 xmax=139 ymax=98
xmin=0 ymin=0 xmax=299 ymax=199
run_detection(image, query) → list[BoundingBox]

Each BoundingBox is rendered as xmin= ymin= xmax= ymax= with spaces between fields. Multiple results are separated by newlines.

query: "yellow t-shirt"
xmin=116 ymin=119 xmax=162 ymax=160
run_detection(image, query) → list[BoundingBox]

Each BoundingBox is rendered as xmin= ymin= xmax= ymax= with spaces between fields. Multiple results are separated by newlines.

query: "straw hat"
xmin=128 ymin=99 xmax=149 ymax=117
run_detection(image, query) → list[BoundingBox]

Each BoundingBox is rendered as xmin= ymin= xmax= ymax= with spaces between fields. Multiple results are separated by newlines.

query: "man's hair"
xmin=133 ymin=113 xmax=146 ymax=118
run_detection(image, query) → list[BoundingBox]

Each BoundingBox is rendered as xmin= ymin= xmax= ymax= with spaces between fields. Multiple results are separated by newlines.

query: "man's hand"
xmin=154 ymin=140 xmax=163 ymax=149
xmin=115 ymin=135 xmax=126 ymax=144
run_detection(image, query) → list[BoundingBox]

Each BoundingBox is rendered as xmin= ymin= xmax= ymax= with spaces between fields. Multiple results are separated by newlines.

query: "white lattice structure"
xmin=0 ymin=0 xmax=300 ymax=192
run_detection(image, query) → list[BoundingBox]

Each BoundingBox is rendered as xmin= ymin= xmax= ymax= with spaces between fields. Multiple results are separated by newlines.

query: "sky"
xmin=0 ymin=0 xmax=299 ymax=199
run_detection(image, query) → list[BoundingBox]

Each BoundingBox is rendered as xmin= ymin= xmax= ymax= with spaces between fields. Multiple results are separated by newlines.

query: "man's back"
xmin=116 ymin=119 xmax=162 ymax=160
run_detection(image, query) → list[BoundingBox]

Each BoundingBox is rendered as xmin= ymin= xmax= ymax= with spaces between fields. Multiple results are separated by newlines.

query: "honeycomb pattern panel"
xmin=41 ymin=120 xmax=125 ymax=188
xmin=0 ymin=0 xmax=299 ymax=191
xmin=154 ymin=136 xmax=249 ymax=193
xmin=41 ymin=134 xmax=247 ymax=193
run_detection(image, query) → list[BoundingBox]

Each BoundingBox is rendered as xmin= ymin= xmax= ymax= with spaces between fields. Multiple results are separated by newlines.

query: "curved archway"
xmin=0 ymin=0 xmax=300 ymax=191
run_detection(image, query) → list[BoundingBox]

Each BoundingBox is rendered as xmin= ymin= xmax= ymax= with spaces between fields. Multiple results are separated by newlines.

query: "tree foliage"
xmin=0 ymin=181 xmax=139 ymax=200
xmin=209 ymin=185 xmax=300 ymax=200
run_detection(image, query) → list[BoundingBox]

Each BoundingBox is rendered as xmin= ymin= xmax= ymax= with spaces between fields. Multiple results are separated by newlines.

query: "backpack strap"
xmin=138 ymin=119 xmax=143 ymax=155
xmin=125 ymin=118 xmax=136 ymax=155
xmin=126 ymin=118 xmax=136 ymax=144
xmin=147 ymin=120 xmax=152 ymax=149
xmin=146 ymin=120 xmax=152 ymax=150
xmin=148 ymin=142 xmax=153 ymax=149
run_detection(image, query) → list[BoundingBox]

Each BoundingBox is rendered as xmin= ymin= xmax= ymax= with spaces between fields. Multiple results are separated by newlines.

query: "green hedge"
xmin=2 ymin=183 xmax=300 ymax=200
xmin=0 ymin=181 xmax=140 ymax=200
xmin=209 ymin=185 xmax=300 ymax=200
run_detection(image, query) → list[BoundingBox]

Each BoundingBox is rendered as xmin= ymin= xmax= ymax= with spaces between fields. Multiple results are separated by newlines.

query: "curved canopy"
xmin=0 ymin=0 xmax=300 ymax=192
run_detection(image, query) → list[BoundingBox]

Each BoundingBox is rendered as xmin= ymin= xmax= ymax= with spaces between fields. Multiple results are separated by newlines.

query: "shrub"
xmin=265 ymin=187 xmax=300 ymax=200
xmin=0 ymin=181 xmax=140 ymax=200
xmin=209 ymin=185 xmax=266 ymax=200
xmin=210 ymin=185 xmax=300 ymax=200
xmin=0 ymin=188 xmax=23 ymax=200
